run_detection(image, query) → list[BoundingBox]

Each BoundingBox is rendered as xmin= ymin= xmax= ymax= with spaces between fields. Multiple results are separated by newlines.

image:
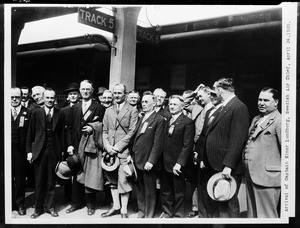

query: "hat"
xmin=101 ymin=152 xmax=120 ymax=171
xmin=66 ymin=153 xmax=82 ymax=174
xmin=55 ymin=161 xmax=73 ymax=180
xmin=123 ymin=158 xmax=137 ymax=181
xmin=96 ymin=86 xmax=107 ymax=95
xmin=64 ymin=83 xmax=79 ymax=94
xmin=207 ymin=172 xmax=237 ymax=201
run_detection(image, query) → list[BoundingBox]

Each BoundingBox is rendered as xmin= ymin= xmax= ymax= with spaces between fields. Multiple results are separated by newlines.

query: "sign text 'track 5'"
xmin=78 ymin=8 xmax=115 ymax=33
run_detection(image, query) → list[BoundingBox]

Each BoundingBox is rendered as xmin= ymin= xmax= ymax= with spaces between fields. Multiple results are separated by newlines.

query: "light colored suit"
xmin=102 ymin=102 xmax=138 ymax=193
xmin=244 ymin=109 xmax=281 ymax=218
xmin=103 ymin=102 xmax=138 ymax=158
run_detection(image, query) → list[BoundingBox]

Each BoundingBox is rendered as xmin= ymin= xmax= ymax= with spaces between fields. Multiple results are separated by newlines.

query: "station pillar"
xmin=108 ymin=7 xmax=141 ymax=91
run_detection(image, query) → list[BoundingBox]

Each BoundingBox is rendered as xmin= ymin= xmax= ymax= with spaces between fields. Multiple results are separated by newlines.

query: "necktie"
xmin=13 ymin=108 xmax=17 ymax=120
xmin=116 ymin=104 xmax=120 ymax=115
xmin=248 ymin=118 xmax=260 ymax=139
xmin=169 ymin=117 xmax=175 ymax=125
xmin=46 ymin=109 xmax=52 ymax=122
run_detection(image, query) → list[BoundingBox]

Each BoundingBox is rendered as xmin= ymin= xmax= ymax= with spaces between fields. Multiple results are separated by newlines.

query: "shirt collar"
xmin=117 ymin=101 xmax=125 ymax=110
xmin=12 ymin=105 xmax=21 ymax=114
xmin=143 ymin=110 xmax=155 ymax=121
xmin=82 ymin=99 xmax=92 ymax=107
xmin=44 ymin=106 xmax=54 ymax=115
xmin=222 ymin=94 xmax=235 ymax=107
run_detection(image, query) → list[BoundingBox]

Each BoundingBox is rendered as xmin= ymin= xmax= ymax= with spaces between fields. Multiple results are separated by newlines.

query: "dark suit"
xmin=132 ymin=111 xmax=165 ymax=218
xmin=26 ymin=107 xmax=65 ymax=213
xmin=11 ymin=106 xmax=30 ymax=209
xmin=66 ymin=100 xmax=104 ymax=209
xmin=197 ymin=96 xmax=249 ymax=218
xmin=161 ymin=113 xmax=195 ymax=217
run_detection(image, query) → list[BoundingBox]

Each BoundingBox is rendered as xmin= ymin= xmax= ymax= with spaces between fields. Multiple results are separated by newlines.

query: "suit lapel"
xmin=251 ymin=110 xmax=278 ymax=139
xmin=38 ymin=108 xmax=46 ymax=129
xmin=52 ymin=107 xmax=59 ymax=131
xmin=81 ymin=100 xmax=97 ymax=126
xmin=117 ymin=102 xmax=130 ymax=121
xmin=135 ymin=112 xmax=156 ymax=140
xmin=171 ymin=113 xmax=184 ymax=128
xmin=208 ymin=97 xmax=236 ymax=131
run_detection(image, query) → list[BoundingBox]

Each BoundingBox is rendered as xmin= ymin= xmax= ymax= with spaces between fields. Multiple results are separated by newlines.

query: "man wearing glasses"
xmin=11 ymin=87 xmax=31 ymax=216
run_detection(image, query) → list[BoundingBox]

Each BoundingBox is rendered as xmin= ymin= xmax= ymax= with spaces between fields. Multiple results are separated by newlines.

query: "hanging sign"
xmin=137 ymin=26 xmax=160 ymax=46
xmin=78 ymin=8 xmax=115 ymax=33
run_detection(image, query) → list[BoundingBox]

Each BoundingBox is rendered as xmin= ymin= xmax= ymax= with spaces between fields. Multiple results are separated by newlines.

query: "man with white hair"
xmin=31 ymin=85 xmax=45 ymax=108
xmin=153 ymin=88 xmax=171 ymax=120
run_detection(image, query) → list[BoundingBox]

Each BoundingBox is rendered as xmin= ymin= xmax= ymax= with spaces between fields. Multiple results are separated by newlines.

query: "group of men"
xmin=11 ymin=77 xmax=281 ymax=219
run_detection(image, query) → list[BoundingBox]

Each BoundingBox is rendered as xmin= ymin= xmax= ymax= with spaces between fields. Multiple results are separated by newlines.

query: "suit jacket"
xmin=245 ymin=109 xmax=281 ymax=187
xmin=12 ymin=106 xmax=31 ymax=148
xmin=156 ymin=106 xmax=171 ymax=120
xmin=103 ymin=102 xmax=138 ymax=159
xmin=26 ymin=107 xmax=65 ymax=161
xmin=132 ymin=112 xmax=165 ymax=170
xmin=163 ymin=113 xmax=195 ymax=173
xmin=66 ymin=100 xmax=105 ymax=153
xmin=205 ymin=96 xmax=250 ymax=175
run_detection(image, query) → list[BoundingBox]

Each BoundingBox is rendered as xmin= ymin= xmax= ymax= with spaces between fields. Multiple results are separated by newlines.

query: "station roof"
xmin=17 ymin=5 xmax=282 ymax=45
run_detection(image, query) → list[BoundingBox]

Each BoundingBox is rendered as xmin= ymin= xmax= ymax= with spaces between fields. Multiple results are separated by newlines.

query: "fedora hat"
xmin=123 ymin=157 xmax=137 ymax=181
xmin=64 ymin=82 xmax=79 ymax=94
xmin=101 ymin=152 xmax=120 ymax=172
xmin=96 ymin=86 xmax=107 ymax=95
xmin=55 ymin=161 xmax=73 ymax=180
xmin=66 ymin=153 xmax=82 ymax=174
xmin=207 ymin=172 xmax=237 ymax=201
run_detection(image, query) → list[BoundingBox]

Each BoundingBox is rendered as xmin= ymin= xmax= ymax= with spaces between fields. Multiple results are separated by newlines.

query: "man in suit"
xmin=131 ymin=94 xmax=165 ymax=218
xmin=153 ymin=88 xmax=171 ymax=120
xmin=198 ymin=77 xmax=250 ymax=218
xmin=21 ymin=86 xmax=36 ymax=110
xmin=160 ymin=95 xmax=195 ymax=218
xmin=243 ymin=87 xmax=281 ymax=218
xmin=11 ymin=87 xmax=31 ymax=215
xmin=65 ymin=80 xmax=105 ymax=215
xmin=185 ymin=85 xmax=215 ymax=218
xmin=60 ymin=82 xmax=80 ymax=204
xmin=102 ymin=84 xmax=138 ymax=218
xmin=26 ymin=88 xmax=65 ymax=219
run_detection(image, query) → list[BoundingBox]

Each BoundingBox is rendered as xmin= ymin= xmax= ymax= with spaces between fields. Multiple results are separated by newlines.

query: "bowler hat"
xmin=101 ymin=152 xmax=120 ymax=171
xmin=55 ymin=161 xmax=73 ymax=180
xmin=64 ymin=82 xmax=79 ymax=94
xmin=207 ymin=172 xmax=237 ymax=201
xmin=96 ymin=86 xmax=107 ymax=95
xmin=66 ymin=153 xmax=81 ymax=174
xmin=123 ymin=157 xmax=137 ymax=181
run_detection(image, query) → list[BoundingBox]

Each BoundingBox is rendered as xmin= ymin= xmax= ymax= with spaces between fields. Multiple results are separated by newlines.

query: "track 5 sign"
xmin=78 ymin=8 xmax=115 ymax=33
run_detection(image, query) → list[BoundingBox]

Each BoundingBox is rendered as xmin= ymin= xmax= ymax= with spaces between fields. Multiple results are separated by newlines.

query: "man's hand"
xmin=126 ymin=155 xmax=132 ymax=163
xmin=195 ymin=84 xmax=205 ymax=93
xmin=27 ymin=153 xmax=33 ymax=163
xmin=222 ymin=166 xmax=232 ymax=179
xmin=173 ymin=163 xmax=182 ymax=176
xmin=200 ymin=161 xmax=206 ymax=169
xmin=82 ymin=125 xmax=93 ymax=134
xmin=67 ymin=145 xmax=74 ymax=155
xmin=144 ymin=162 xmax=153 ymax=171
xmin=111 ymin=145 xmax=119 ymax=155
xmin=193 ymin=152 xmax=198 ymax=165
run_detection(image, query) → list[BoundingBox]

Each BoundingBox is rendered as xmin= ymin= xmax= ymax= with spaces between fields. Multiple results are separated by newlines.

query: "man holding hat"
xmin=65 ymin=80 xmax=105 ymax=215
xmin=60 ymin=82 xmax=80 ymax=204
xmin=131 ymin=94 xmax=165 ymax=218
xmin=196 ymin=78 xmax=249 ymax=218
xmin=102 ymin=83 xmax=138 ymax=218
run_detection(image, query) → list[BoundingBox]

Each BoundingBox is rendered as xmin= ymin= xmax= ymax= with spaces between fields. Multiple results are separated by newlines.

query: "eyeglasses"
xmin=11 ymin=96 xmax=21 ymax=99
